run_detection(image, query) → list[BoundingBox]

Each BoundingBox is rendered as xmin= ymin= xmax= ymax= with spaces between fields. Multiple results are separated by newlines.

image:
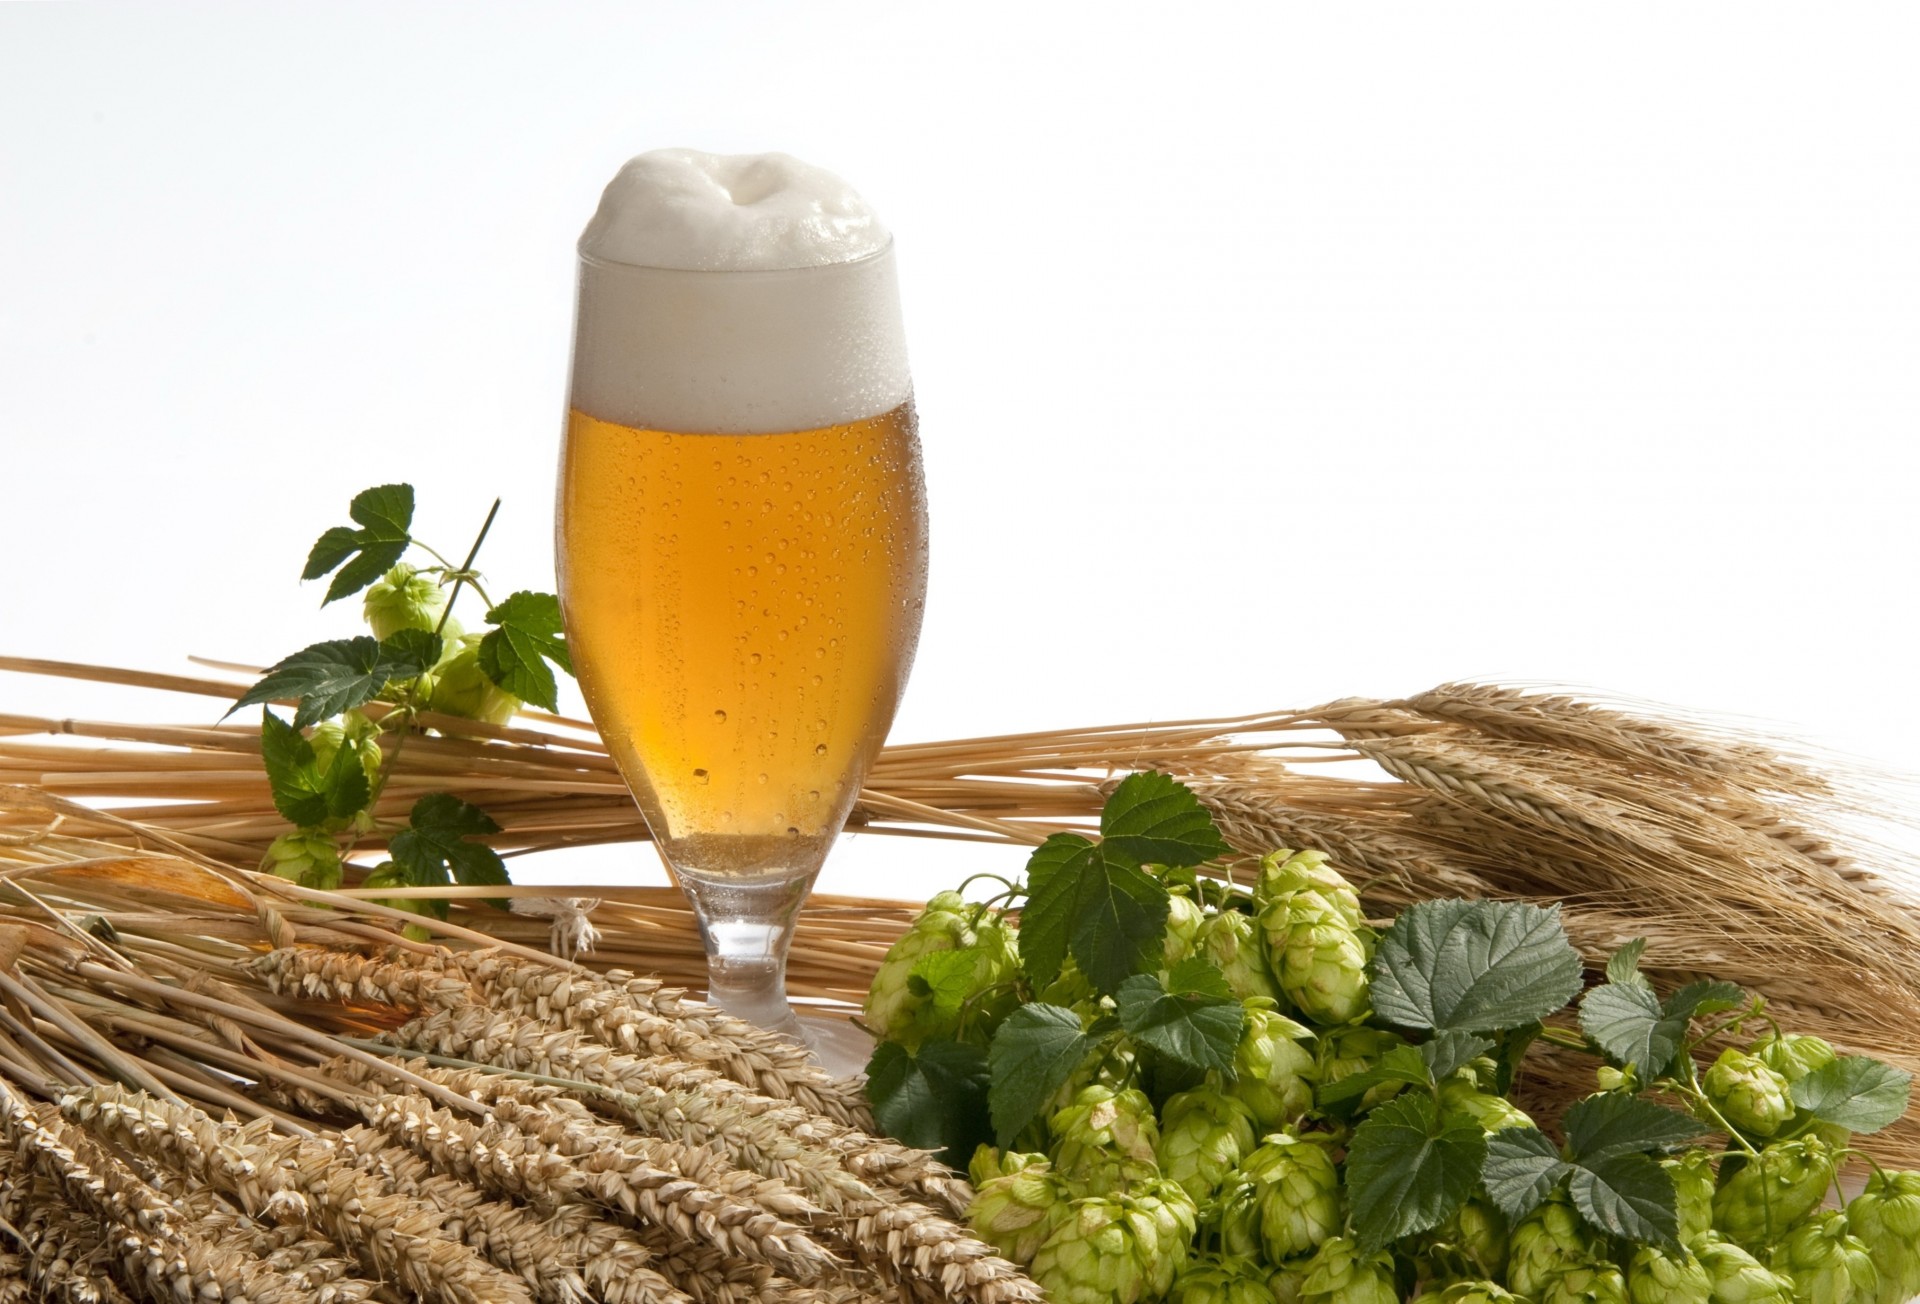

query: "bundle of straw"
xmin=2 ymin=654 xmax=1919 ymax=1183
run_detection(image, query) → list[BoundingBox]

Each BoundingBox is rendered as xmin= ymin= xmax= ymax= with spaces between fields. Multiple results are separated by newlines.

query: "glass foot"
xmin=797 ymin=1009 xmax=875 ymax=1080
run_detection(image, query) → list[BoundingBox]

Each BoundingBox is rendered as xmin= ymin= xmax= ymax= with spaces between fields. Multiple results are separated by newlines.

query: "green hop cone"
xmin=1751 ymin=1032 xmax=1838 ymax=1084
xmin=1667 ymin=1149 xmax=1719 ymax=1247
xmin=1422 ymin=1196 xmax=1510 ymax=1283
xmin=1846 ymin=1169 xmax=1920 ymax=1304
xmin=1164 ymin=893 xmax=1204 ymax=968
xmin=907 ymin=912 xmax=1021 ymax=1049
xmin=966 ymin=1153 xmax=1070 ymax=1266
xmin=1029 ymin=1196 xmax=1158 ymax=1304
xmin=1157 ymin=1086 xmax=1259 ymax=1204
xmin=1424 ymin=1285 xmax=1524 ymax=1304
xmin=1239 ymin=1129 xmax=1344 ymax=1262
xmin=1265 ymin=890 xmax=1374 ymax=1025
xmin=1171 ymin=1252 xmax=1277 ymax=1304
xmin=1317 ymin=1024 xmax=1407 ymax=1112
xmin=363 ymin=563 xmax=447 ymax=641
xmin=1705 ymin=1049 xmax=1796 ymax=1139
xmin=1695 ymin=1233 xmax=1797 ymax=1304
xmin=968 ymin=1143 xmax=1018 ymax=1186
xmin=1539 ymin=1261 xmax=1629 ymax=1304
xmin=1208 ymin=1175 xmax=1264 ymax=1260
xmin=1769 ymin=1212 xmax=1878 ymax=1304
xmin=1269 ymin=1261 xmax=1309 ymax=1303
xmin=1193 ymin=908 xmax=1281 ymax=1002
xmin=1627 ymin=1244 xmax=1713 ymax=1304
xmin=1712 ymin=1138 xmax=1838 ymax=1250
xmin=1049 ymin=1085 xmax=1161 ymax=1196
xmin=260 ymin=831 xmax=342 ymax=890
xmin=426 ymin=634 xmax=521 ymax=725
xmin=361 ymin=860 xmax=435 ymax=940
xmin=1229 ymin=999 xmax=1319 ymax=1129
xmin=1254 ymin=847 xmax=1365 ymax=927
xmin=1438 ymin=1077 xmax=1536 ymax=1136
xmin=310 ymin=709 xmax=383 ymax=793
xmin=1299 ymin=1235 xmax=1397 ymax=1304
xmin=863 ymin=891 xmax=971 ymax=1045
xmin=1507 ymin=1197 xmax=1600 ymax=1300
xmin=1130 ymin=1179 xmax=1199 ymax=1296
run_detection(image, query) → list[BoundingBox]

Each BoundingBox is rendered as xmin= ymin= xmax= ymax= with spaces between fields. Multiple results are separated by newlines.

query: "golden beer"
xmin=557 ymin=148 xmax=922 ymax=1052
xmin=557 ymin=402 xmax=927 ymax=880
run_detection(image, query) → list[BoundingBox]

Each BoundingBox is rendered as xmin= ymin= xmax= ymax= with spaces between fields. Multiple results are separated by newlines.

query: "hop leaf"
xmin=302 ymin=483 xmax=415 ymax=604
xmin=478 ymin=591 xmax=573 ymax=713
xmin=865 ymin=1037 xmax=992 ymax=1169
xmin=388 ymin=793 xmax=508 ymax=906
xmin=1097 ymin=771 xmax=1229 ymax=869
xmin=258 ymin=710 xmax=371 ymax=828
xmin=1344 ymin=1091 xmax=1487 ymax=1252
xmin=987 ymin=1003 xmax=1100 ymax=1148
xmin=1018 ymin=834 xmax=1169 ymax=995
xmin=229 ymin=633 xmax=440 ymax=729
xmin=1368 ymin=899 xmax=1584 ymax=1035
xmin=1791 ymin=1056 xmax=1913 ymax=1135
xmin=1114 ymin=961 xmax=1243 ymax=1074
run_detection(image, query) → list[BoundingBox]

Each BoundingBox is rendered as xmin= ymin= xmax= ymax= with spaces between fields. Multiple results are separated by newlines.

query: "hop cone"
xmin=1845 ymin=1169 xmax=1920 ymax=1304
xmin=1695 ymin=1233 xmax=1797 ymax=1304
xmin=969 ymin=1143 xmax=1026 ymax=1186
xmin=1164 ymin=893 xmax=1205 ymax=967
xmin=1230 ymin=999 xmax=1319 ymax=1128
xmin=1424 ymin=1285 xmax=1524 ymax=1304
xmin=1157 ymin=1086 xmax=1259 ymax=1203
xmin=260 ymin=831 xmax=342 ymax=890
xmin=1254 ymin=848 xmax=1366 ymax=927
xmin=1751 ymin=1033 xmax=1838 ymax=1084
xmin=909 ymin=913 xmax=1022 ymax=1048
xmin=1713 ymin=1138 xmax=1837 ymax=1250
xmin=1705 ymin=1049 xmax=1796 ymax=1139
xmin=1507 ymin=1197 xmax=1599 ymax=1300
xmin=1538 ymin=1262 xmax=1629 ymax=1304
xmin=426 ymin=634 xmax=521 ymax=725
xmin=1667 ymin=1150 xmax=1719 ymax=1247
xmin=1195 ymin=908 xmax=1281 ymax=1003
xmin=1627 ymin=1244 xmax=1713 ymax=1304
xmin=967 ymin=1153 xmax=1071 ymax=1266
xmin=1438 ymin=1077 xmax=1536 ymax=1136
xmin=363 ymin=562 xmax=447 ymax=640
xmin=310 ymin=709 xmax=382 ymax=793
xmin=1299 ymin=1236 xmax=1398 ymax=1304
xmin=1422 ymin=1197 xmax=1509 ymax=1283
xmin=1172 ymin=1253 xmax=1278 ymax=1304
xmin=1769 ymin=1212 xmax=1878 ymax=1304
xmin=1049 ymin=1085 xmax=1161 ymax=1196
xmin=1264 ymin=890 xmax=1374 ymax=1025
xmin=1239 ymin=1130 xmax=1344 ymax=1261
xmin=1209 ymin=1175 xmax=1264 ymax=1260
xmin=1029 ymin=1196 xmax=1158 ymax=1304
xmin=1269 ymin=1262 xmax=1309 ymax=1303
xmin=1130 ymin=1179 xmax=1199 ymax=1296
xmin=1317 ymin=1025 xmax=1407 ymax=1112
xmin=863 ymin=890 xmax=971 ymax=1044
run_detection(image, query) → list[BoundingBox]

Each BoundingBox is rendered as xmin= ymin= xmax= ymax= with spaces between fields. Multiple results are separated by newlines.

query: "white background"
xmin=3 ymin=5 xmax=1918 ymax=901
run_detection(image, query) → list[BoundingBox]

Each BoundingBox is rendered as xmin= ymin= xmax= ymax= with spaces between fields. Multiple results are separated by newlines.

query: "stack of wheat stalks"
xmin=5 ymin=657 xmax=1920 ymax=1294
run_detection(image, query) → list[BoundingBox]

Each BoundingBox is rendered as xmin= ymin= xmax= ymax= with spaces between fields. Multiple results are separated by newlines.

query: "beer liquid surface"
xmin=558 ymin=403 xmax=927 ymax=881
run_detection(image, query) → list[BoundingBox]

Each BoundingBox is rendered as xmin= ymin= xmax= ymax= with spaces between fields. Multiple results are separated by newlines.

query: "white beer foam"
xmin=580 ymin=149 xmax=890 ymax=272
xmin=572 ymin=149 xmax=911 ymax=434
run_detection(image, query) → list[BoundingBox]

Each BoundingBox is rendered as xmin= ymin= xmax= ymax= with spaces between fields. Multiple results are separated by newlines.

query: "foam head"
xmin=579 ymin=149 xmax=890 ymax=272
xmin=570 ymin=149 xmax=910 ymax=435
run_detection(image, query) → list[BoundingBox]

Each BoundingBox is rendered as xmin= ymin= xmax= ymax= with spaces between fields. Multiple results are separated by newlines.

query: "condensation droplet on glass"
xmin=814 ymin=743 xmax=828 ymax=757
xmin=810 ymin=674 xmax=822 ymax=686
xmin=692 ymin=769 xmax=709 ymax=784
xmin=787 ymin=826 xmax=800 ymax=836
xmin=713 ymin=710 xmax=727 ymax=724
xmin=808 ymin=790 xmax=820 ymax=802
xmin=757 ymin=773 xmax=768 ymax=785
xmin=749 ymin=652 xmax=762 ymax=665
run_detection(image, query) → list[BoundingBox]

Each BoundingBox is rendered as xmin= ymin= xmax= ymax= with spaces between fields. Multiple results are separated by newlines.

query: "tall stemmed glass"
xmin=555 ymin=151 xmax=926 ymax=1070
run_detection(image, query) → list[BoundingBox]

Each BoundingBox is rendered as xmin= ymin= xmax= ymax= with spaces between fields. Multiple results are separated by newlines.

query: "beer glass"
xmin=556 ymin=151 xmax=927 ymax=1069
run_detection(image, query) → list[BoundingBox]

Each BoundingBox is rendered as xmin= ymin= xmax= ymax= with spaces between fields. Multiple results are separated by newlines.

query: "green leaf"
xmin=1114 ymin=971 xmax=1243 ymax=1074
xmin=1561 ymin=1093 xmax=1706 ymax=1163
xmin=389 ymin=793 xmax=508 ymax=907
xmin=1318 ymin=1043 xmax=1435 ymax=1106
xmin=1606 ymin=938 xmax=1651 ymax=988
xmin=259 ymin=710 xmax=371 ymax=828
xmin=228 ymin=634 xmax=437 ymax=730
xmin=1164 ymin=955 xmax=1233 ymax=999
xmin=1345 ymin=1091 xmax=1487 ymax=1252
xmin=865 ymin=1037 xmax=992 ymax=1169
xmin=1494 ymin=1023 xmax=1542 ymax=1095
xmin=1368 ymin=900 xmax=1585 ymax=1035
xmin=988 ymin=1004 xmax=1100 ymax=1148
xmin=1098 ymin=771 xmax=1229 ymax=868
xmin=382 ymin=628 xmax=445 ymax=671
xmin=1579 ymin=982 xmax=1684 ymax=1079
xmin=1480 ymin=1127 xmax=1571 ymax=1221
xmin=302 ymin=483 xmax=415 ymax=604
xmin=910 ymin=949 xmax=988 ymax=1015
xmin=479 ymin=591 xmax=573 ymax=713
xmin=1567 ymin=1151 xmax=1681 ymax=1251
xmin=1421 ymin=1031 xmax=1497 ymax=1083
xmin=1017 ymin=833 xmax=1098 ymax=987
xmin=1663 ymin=980 xmax=1746 ymax=1020
xmin=1791 ymin=1056 xmax=1913 ymax=1134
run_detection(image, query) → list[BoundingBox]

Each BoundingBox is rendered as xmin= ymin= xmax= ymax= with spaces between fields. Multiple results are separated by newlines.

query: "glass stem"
xmin=677 ymin=871 xmax=813 ymax=1041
